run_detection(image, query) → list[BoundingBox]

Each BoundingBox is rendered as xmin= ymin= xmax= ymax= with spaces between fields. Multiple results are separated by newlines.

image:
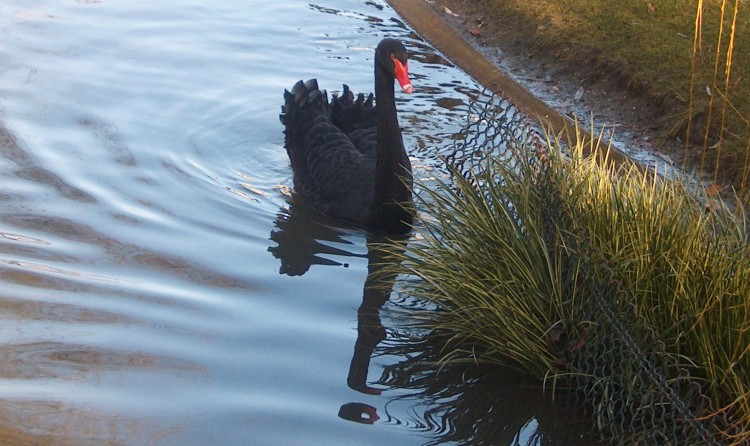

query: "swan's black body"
xmin=280 ymin=39 xmax=414 ymax=234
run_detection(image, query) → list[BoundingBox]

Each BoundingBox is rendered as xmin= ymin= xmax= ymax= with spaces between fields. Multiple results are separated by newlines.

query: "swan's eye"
xmin=390 ymin=55 xmax=413 ymax=94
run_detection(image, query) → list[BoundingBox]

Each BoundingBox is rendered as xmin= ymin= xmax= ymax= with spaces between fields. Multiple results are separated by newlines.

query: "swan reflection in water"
xmin=268 ymin=200 xmax=598 ymax=443
xmin=268 ymin=199 xmax=402 ymax=426
xmin=375 ymin=330 xmax=600 ymax=445
xmin=268 ymin=199 xmax=367 ymax=276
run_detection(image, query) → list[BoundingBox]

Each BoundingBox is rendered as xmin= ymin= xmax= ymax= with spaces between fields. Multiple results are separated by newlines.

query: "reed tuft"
xmin=381 ymin=132 xmax=750 ymax=444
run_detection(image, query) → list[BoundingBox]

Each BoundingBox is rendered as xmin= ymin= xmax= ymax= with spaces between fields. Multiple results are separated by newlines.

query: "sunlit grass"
xmin=381 ymin=133 xmax=750 ymax=444
xmin=687 ymin=0 xmax=750 ymax=199
xmin=479 ymin=0 xmax=750 ymax=194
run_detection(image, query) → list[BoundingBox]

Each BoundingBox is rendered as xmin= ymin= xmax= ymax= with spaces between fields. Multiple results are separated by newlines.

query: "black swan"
xmin=280 ymin=38 xmax=414 ymax=234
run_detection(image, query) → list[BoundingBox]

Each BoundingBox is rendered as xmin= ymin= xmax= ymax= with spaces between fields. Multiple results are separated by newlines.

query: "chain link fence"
xmin=442 ymin=91 xmax=729 ymax=445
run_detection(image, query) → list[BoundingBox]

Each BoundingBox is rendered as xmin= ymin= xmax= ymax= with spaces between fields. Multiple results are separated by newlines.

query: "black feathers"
xmin=280 ymin=80 xmax=376 ymax=222
xmin=279 ymin=39 xmax=414 ymax=234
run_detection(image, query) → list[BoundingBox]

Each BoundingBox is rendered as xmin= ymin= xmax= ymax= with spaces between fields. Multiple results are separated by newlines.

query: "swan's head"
xmin=376 ymin=38 xmax=413 ymax=94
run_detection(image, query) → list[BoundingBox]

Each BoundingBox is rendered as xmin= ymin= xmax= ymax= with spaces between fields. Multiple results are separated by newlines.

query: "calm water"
xmin=0 ymin=1 xmax=594 ymax=445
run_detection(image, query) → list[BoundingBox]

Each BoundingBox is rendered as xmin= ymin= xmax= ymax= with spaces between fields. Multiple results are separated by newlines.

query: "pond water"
xmin=0 ymin=1 xmax=596 ymax=444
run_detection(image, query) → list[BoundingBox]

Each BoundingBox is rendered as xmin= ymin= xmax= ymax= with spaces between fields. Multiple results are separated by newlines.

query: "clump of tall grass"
xmin=382 ymin=134 xmax=750 ymax=444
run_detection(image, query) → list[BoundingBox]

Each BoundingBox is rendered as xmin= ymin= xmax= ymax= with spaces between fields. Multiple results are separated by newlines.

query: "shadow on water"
xmin=267 ymin=198 xmax=599 ymax=445
xmin=374 ymin=331 xmax=601 ymax=445
xmin=268 ymin=199 xmax=367 ymax=276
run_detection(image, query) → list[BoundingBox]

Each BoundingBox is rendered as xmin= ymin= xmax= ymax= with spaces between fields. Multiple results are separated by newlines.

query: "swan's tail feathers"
xmin=302 ymin=79 xmax=319 ymax=95
xmin=280 ymin=79 xmax=334 ymax=165
xmin=280 ymin=78 xmax=330 ymax=126
xmin=362 ymin=92 xmax=374 ymax=108
xmin=330 ymin=85 xmax=376 ymax=133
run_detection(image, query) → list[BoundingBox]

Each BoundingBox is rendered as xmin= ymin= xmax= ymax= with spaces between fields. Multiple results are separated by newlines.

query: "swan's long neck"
xmin=369 ymin=63 xmax=412 ymax=231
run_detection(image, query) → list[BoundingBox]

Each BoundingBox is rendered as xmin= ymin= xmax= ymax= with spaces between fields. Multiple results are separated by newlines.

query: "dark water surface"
xmin=0 ymin=1 xmax=594 ymax=444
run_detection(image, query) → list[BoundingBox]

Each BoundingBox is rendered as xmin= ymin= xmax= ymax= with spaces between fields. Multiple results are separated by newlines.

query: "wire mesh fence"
xmin=440 ymin=91 xmax=732 ymax=445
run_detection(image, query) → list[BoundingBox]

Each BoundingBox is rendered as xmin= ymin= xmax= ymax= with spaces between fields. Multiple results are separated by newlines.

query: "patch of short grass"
xmin=466 ymin=0 xmax=750 ymax=192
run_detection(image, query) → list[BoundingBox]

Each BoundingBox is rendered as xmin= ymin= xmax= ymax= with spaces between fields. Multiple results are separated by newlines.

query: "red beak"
xmin=391 ymin=55 xmax=413 ymax=94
